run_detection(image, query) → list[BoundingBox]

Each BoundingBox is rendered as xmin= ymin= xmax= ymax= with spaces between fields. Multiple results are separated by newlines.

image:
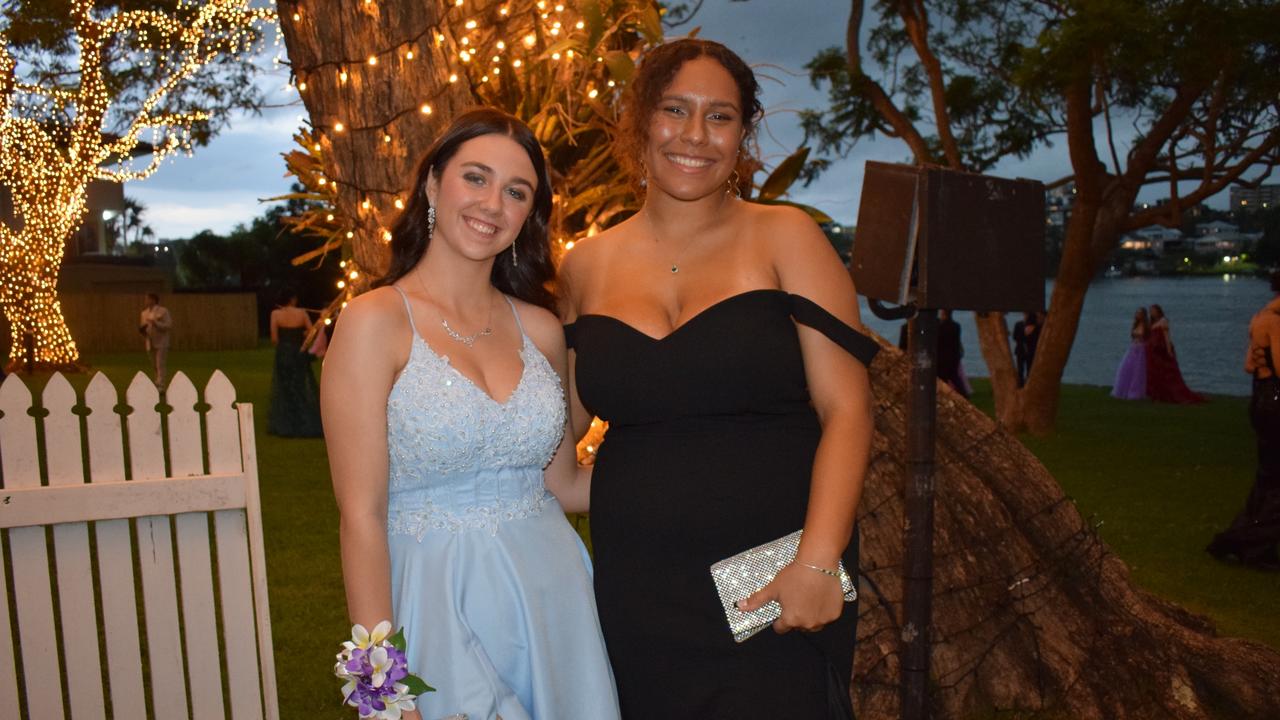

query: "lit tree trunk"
xmin=0 ymin=31 xmax=97 ymax=369
xmin=856 ymin=343 xmax=1280 ymax=719
xmin=277 ymin=1 xmax=494 ymax=278
xmin=0 ymin=200 xmax=83 ymax=368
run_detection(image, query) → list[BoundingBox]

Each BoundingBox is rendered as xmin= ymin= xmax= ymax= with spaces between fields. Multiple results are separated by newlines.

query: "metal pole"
xmin=901 ymin=308 xmax=937 ymax=720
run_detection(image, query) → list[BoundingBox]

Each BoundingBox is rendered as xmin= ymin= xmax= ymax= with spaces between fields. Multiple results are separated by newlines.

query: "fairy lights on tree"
xmin=0 ymin=0 xmax=275 ymax=368
xmin=277 ymin=0 xmax=661 ymax=328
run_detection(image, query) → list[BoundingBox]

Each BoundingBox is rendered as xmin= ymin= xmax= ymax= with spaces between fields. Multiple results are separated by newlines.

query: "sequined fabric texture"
xmin=710 ymin=529 xmax=857 ymax=642
xmin=386 ymin=332 xmax=566 ymax=538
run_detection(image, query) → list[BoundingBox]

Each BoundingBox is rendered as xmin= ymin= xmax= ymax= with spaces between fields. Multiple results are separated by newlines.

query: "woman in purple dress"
xmin=1111 ymin=307 xmax=1149 ymax=400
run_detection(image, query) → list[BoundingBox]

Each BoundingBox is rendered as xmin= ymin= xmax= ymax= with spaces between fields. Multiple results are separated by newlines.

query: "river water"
xmin=857 ymin=275 xmax=1271 ymax=397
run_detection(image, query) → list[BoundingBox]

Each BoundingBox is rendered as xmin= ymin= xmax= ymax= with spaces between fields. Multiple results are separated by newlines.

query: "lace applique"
xmin=386 ymin=334 xmax=566 ymax=490
xmin=388 ymin=490 xmax=554 ymax=539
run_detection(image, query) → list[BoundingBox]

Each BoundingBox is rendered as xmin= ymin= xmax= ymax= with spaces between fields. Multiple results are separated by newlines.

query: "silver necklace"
xmin=417 ymin=271 xmax=493 ymax=347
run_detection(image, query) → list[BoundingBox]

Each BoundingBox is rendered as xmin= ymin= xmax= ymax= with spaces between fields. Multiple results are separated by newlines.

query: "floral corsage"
xmin=334 ymin=620 xmax=434 ymax=719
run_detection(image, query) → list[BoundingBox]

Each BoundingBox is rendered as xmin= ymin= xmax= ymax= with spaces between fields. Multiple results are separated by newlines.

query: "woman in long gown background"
xmin=1145 ymin=304 xmax=1206 ymax=404
xmin=1207 ymin=271 xmax=1280 ymax=570
xmin=560 ymin=39 xmax=876 ymax=718
xmin=268 ymin=291 xmax=323 ymax=437
xmin=1110 ymin=307 xmax=1149 ymax=400
xmin=322 ymin=109 xmax=618 ymax=720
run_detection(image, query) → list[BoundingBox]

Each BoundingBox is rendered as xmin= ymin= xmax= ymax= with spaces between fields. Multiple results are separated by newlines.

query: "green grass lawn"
xmin=28 ymin=347 xmax=1280 ymax=715
xmin=964 ymin=379 xmax=1280 ymax=650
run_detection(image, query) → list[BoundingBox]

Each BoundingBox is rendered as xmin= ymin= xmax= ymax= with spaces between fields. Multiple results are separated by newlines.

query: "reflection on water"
xmin=858 ymin=275 xmax=1270 ymax=397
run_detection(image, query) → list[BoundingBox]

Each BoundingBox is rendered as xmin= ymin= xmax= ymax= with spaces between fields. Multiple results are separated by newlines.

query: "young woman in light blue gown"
xmin=322 ymin=109 xmax=620 ymax=720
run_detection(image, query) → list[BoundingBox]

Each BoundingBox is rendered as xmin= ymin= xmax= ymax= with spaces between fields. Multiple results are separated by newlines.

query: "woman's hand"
xmin=737 ymin=562 xmax=845 ymax=634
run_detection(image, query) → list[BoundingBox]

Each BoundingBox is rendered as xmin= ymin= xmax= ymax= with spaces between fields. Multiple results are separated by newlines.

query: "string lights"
xmin=0 ymin=0 xmax=275 ymax=368
xmin=279 ymin=0 xmax=663 ymax=348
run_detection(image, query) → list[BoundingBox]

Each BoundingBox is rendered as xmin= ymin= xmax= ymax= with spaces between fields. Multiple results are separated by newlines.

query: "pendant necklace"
xmin=648 ymin=216 xmax=698 ymax=275
xmin=417 ymin=270 xmax=493 ymax=347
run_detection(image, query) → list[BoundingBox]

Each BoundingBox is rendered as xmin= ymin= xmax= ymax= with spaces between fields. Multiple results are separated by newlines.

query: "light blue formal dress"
xmin=384 ymin=287 xmax=620 ymax=720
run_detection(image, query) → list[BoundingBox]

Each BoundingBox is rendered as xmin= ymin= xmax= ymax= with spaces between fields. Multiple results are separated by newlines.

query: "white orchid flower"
xmin=369 ymin=646 xmax=393 ymax=688
xmin=351 ymin=620 xmax=393 ymax=650
xmin=382 ymin=689 xmax=416 ymax=719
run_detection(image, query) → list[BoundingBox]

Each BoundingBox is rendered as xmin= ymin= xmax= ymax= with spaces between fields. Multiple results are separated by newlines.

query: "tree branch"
xmin=898 ymin=0 xmax=962 ymax=167
xmin=846 ymin=0 xmax=934 ymax=163
xmin=1122 ymin=132 xmax=1280 ymax=231
xmin=1119 ymin=81 xmax=1208 ymax=190
xmin=1065 ymin=78 xmax=1105 ymax=203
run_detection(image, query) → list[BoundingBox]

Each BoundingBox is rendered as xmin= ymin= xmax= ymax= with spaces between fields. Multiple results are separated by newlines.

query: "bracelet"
xmin=795 ymin=561 xmax=841 ymax=579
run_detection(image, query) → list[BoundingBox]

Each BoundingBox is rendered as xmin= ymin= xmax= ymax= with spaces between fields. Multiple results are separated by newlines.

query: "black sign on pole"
xmin=853 ymin=162 xmax=1045 ymax=720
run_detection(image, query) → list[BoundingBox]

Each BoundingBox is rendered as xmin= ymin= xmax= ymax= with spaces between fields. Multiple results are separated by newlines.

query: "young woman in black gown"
xmin=560 ymin=39 xmax=877 ymax=718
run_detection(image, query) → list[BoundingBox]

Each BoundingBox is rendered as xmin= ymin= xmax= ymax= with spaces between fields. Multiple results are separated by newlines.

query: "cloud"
xmin=128 ymin=189 xmax=283 ymax=240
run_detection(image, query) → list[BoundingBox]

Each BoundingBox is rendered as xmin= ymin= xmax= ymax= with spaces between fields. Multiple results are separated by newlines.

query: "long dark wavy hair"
xmin=374 ymin=108 xmax=556 ymax=311
xmin=614 ymin=38 xmax=763 ymax=193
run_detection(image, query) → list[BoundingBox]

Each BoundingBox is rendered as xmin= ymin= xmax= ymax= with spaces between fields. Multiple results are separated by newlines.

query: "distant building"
xmin=1120 ymin=225 xmax=1183 ymax=254
xmin=1230 ymin=184 xmax=1280 ymax=211
xmin=1197 ymin=219 xmax=1239 ymax=236
xmin=1045 ymin=183 xmax=1075 ymax=227
xmin=0 ymin=179 xmax=126 ymax=258
xmin=1189 ymin=219 xmax=1258 ymax=256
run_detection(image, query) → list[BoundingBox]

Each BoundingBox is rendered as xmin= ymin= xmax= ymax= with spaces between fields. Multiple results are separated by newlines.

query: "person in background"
xmin=139 ymin=292 xmax=172 ymax=389
xmin=937 ymin=309 xmax=969 ymax=398
xmin=1110 ymin=307 xmax=1149 ymax=400
xmin=268 ymin=290 xmax=323 ymax=438
xmin=1206 ymin=271 xmax=1280 ymax=570
xmin=1145 ymin=304 xmax=1206 ymax=404
xmin=1012 ymin=310 xmax=1042 ymax=387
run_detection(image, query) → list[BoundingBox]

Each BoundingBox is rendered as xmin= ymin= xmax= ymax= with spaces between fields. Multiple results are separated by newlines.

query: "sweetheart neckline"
xmin=573 ymin=288 xmax=786 ymax=343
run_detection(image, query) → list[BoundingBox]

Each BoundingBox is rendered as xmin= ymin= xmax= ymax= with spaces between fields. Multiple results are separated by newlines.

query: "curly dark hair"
xmin=374 ymin=108 xmax=556 ymax=312
xmin=614 ymin=38 xmax=763 ymax=193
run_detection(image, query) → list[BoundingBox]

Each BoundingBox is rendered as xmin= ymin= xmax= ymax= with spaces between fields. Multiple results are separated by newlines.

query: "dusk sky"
xmin=127 ymin=0 xmax=1229 ymax=240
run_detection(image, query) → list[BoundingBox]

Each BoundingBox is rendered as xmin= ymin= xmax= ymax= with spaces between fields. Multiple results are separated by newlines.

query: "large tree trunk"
xmin=277 ymin=1 xmax=492 ymax=276
xmin=0 ymin=244 xmax=81 ymax=369
xmin=856 ymin=342 xmax=1280 ymax=718
xmin=0 ymin=172 xmax=86 ymax=370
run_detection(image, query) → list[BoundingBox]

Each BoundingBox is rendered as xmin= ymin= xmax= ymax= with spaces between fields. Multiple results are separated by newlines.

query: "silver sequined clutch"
xmin=709 ymin=529 xmax=857 ymax=643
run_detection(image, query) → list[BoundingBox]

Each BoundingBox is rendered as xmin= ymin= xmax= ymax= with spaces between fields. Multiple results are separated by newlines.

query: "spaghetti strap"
xmin=504 ymin=295 xmax=527 ymax=338
xmin=391 ymin=285 xmax=420 ymax=338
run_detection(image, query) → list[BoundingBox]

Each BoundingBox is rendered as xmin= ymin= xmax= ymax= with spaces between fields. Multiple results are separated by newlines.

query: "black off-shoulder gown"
xmin=567 ymin=289 xmax=879 ymax=719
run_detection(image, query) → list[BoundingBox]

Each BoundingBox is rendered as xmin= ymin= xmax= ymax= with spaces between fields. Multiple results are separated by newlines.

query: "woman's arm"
xmin=557 ymin=246 xmax=595 ymax=442
xmin=521 ymin=302 xmax=592 ymax=513
xmin=321 ymin=290 xmax=405 ymax=629
xmin=739 ymin=207 xmax=874 ymax=633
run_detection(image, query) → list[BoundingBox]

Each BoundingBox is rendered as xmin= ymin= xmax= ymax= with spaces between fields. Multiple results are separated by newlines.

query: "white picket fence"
xmin=0 ymin=370 xmax=278 ymax=719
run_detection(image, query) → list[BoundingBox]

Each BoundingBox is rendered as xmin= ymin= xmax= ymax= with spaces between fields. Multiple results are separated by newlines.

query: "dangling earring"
xmin=511 ymin=237 xmax=519 ymax=267
xmin=426 ymin=206 xmax=436 ymax=240
xmin=639 ymin=160 xmax=648 ymax=189
xmin=726 ymin=169 xmax=741 ymax=198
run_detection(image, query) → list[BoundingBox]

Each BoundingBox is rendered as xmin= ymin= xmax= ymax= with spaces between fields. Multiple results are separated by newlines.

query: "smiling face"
xmin=643 ymin=56 xmax=746 ymax=202
xmin=425 ymin=133 xmax=537 ymax=263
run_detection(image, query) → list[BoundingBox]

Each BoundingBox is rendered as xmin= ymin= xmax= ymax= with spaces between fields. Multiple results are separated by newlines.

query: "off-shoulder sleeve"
xmin=563 ymin=322 xmax=578 ymax=350
xmin=788 ymin=294 xmax=879 ymax=367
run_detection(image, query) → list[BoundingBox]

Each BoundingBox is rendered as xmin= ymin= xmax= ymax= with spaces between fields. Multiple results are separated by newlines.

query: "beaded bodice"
xmin=385 ymin=288 xmax=566 ymax=537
